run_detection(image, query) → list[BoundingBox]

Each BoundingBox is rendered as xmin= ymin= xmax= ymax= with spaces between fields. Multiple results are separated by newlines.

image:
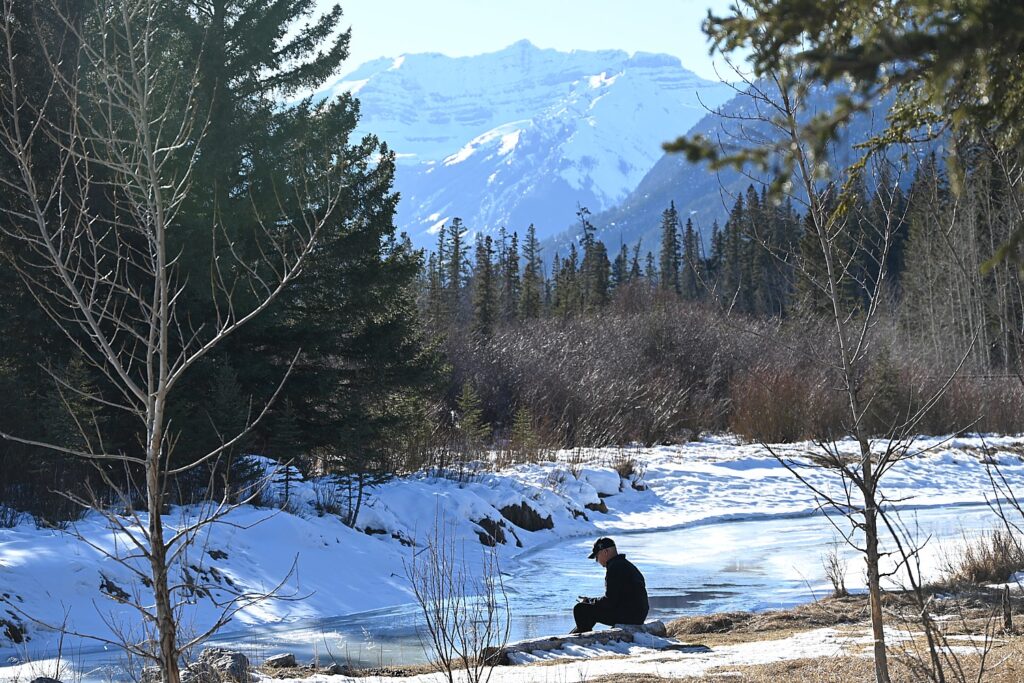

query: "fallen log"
xmin=482 ymin=620 xmax=669 ymax=665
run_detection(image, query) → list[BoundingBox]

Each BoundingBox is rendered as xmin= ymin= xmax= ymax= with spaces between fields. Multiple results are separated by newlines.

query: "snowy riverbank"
xmin=3 ymin=434 xmax=1024 ymax=681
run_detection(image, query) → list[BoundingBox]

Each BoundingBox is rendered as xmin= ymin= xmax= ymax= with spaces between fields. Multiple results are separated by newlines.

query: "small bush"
xmin=942 ymin=528 xmax=1024 ymax=585
xmin=609 ymin=448 xmax=647 ymax=489
xmin=0 ymin=505 xmax=21 ymax=528
xmin=312 ymin=479 xmax=344 ymax=517
xmin=611 ymin=450 xmax=638 ymax=479
xmin=822 ymin=541 xmax=848 ymax=598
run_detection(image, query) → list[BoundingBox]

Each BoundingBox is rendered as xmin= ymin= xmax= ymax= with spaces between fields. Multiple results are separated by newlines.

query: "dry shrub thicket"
xmin=430 ymin=295 xmax=1024 ymax=460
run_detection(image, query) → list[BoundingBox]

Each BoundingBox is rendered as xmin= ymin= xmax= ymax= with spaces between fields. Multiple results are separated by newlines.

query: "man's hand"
xmin=577 ymin=595 xmax=595 ymax=604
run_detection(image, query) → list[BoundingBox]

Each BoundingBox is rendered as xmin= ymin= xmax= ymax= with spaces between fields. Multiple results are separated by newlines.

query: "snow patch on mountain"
xmin=443 ymin=121 xmax=528 ymax=166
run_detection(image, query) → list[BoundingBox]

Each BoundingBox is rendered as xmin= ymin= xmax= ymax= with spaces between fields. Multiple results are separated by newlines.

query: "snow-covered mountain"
xmin=569 ymin=83 xmax=936 ymax=258
xmin=317 ymin=40 xmax=733 ymax=247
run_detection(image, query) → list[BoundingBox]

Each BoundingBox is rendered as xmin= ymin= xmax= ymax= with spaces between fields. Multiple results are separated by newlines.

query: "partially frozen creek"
xmin=56 ymin=502 xmax=1007 ymax=680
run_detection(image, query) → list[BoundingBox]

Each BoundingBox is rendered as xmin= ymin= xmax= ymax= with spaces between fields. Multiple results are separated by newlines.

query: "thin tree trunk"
xmin=147 ymin=455 xmax=180 ymax=683
xmin=860 ymin=456 xmax=891 ymax=683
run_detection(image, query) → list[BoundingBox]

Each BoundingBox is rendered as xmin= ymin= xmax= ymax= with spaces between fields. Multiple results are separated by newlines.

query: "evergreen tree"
xmin=581 ymin=240 xmax=611 ymax=310
xmin=456 ymin=382 xmax=489 ymax=457
xmin=548 ymin=253 xmax=562 ymax=312
xmin=629 ymin=242 xmax=643 ymax=281
xmin=472 ymin=234 xmax=498 ymax=338
xmin=499 ymin=230 xmax=521 ymax=324
xmin=519 ymin=224 xmax=544 ymax=320
xmin=195 ymin=363 xmax=255 ymax=500
xmin=645 ymin=251 xmax=658 ymax=287
xmin=681 ymin=218 xmax=702 ymax=300
xmin=554 ymin=245 xmax=581 ymax=316
xmin=445 ymin=217 xmax=471 ymax=323
xmin=761 ymin=196 xmax=800 ymax=316
xmin=707 ymin=220 xmax=723 ymax=286
xmin=0 ymin=3 xmax=119 ymax=514
xmin=424 ymin=250 xmax=446 ymax=332
xmin=577 ymin=205 xmax=597 ymax=251
xmin=150 ymin=0 xmax=443 ymax=483
xmin=41 ymin=355 xmax=104 ymax=454
xmin=612 ymin=241 xmax=630 ymax=288
xmin=794 ymin=187 xmax=858 ymax=317
xmin=265 ymin=401 xmax=304 ymax=480
xmin=575 ymin=205 xmax=611 ymax=310
xmin=510 ymin=405 xmax=539 ymax=461
xmin=719 ymin=195 xmax=749 ymax=311
xmin=658 ymin=201 xmax=682 ymax=294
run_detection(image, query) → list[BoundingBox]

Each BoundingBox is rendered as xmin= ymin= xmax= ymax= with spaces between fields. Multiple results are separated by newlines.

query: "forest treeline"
xmin=423 ymin=151 xmax=1024 ymax=450
xmin=1 ymin=3 xmax=1023 ymax=525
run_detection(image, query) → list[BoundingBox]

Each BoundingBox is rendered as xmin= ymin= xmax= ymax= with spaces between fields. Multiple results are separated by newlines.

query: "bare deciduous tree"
xmin=0 ymin=1 xmax=343 ymax=681
xmin=405 ymin=508 xmax=511 ymax=683
xmin=685 ymin=63 xmax=977 ymax=683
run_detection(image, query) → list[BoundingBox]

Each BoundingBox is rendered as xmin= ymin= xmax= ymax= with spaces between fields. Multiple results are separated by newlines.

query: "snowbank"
xmin=2 ymin=434 xmax=1023 ymax=679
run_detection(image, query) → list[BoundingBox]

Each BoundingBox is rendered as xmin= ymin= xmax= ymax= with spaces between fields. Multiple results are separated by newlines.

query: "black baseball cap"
xmin=588 ymin=537 xmax=616 ymax=559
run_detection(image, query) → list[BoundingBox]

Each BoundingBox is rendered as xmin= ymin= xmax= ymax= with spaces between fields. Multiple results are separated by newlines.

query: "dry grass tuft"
xmin=667 ymin=595 xmax=868 ymax=646
xmin=941 ymin=528 xmax=1024 ymax=585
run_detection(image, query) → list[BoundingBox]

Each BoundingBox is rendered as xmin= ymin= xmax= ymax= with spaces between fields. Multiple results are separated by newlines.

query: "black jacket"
xmin=595 ymin=553 xmax=649 ymax=623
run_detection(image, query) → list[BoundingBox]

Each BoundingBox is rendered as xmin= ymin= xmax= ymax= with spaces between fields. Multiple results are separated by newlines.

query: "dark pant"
xmin=572 ymin=601 xmax=646 ymax=633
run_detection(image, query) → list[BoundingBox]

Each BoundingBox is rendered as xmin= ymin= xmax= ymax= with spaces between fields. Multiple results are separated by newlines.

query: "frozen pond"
xmin=38 ymin=502 xmax=1010 ymax=681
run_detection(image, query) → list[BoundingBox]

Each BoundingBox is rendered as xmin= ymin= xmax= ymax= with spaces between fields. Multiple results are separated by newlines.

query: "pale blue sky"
xmin=319 ymin=0 xmax=739 ymax=81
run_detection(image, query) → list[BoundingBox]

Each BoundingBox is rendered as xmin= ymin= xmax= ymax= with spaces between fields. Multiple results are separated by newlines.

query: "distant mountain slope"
xmin=551 ymin=83 xmax=929 ymax=259
xmin=316 ymin=41 xmax=734 ymax=247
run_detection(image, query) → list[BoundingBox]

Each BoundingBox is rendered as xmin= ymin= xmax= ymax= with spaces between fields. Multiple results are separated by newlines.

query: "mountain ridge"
xmin=314 ymin=40 xmax=734 ymax=247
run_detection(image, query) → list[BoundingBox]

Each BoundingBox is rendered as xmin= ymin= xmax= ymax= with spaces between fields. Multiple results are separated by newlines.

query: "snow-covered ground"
xmin=2 ymin=434 xmax=1023 ymax=682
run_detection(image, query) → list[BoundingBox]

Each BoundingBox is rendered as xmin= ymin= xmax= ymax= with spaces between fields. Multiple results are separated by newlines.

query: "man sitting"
xmin=572 ymin=536 xmax=649 ymax=634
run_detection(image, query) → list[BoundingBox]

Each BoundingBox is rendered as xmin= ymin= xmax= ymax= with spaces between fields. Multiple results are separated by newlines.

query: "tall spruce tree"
xmin=681 ymin=217 xmax=702 ymax=300
xmin=445 ymin=217 xmax=471 ymax=324
xmin=719 ymin=195 xmax=748 ymax=311
xmin=499 ymin=230 xmax=521 ymax=325
xmin=645 ymin=251 xmax=657 ymax=286
xmin=472 ymin=235 xmax=498 ymax=338
xmin=612 ymin=241 xmax=630 ymax=288
xmin=519 ymin=224 xmax=544 ymax=320
xmin=658 ymin=201 xmax=682 ymax=294
xmin=166 ymin=0 xmax=439 ymax=481
xmin=582 ymin=239 xmax=611 ymax=310
xmin=794 ymin=187 xmax=858 ymax=317
xmin=629 ymin=242 xmax=644 ymax=281
xmin=707 ymin=220 xmax=723 ymax=287
xmin=554 ymin=246 xmax=581 ymax=316
xmin=576 ymin=205 xmax=611 ymax=310
xmin=424 ymin=250 xmax=446 ymax=332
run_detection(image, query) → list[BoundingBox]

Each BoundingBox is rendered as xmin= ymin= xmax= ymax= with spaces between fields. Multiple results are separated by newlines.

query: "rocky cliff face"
xmin=317 ymin=40 xmax=733 ymax=246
